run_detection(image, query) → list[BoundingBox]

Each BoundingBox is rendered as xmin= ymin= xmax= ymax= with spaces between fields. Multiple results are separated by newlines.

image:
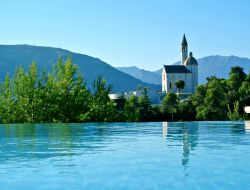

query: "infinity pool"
xmin=0 ymin=122 xmax=250 ymax=189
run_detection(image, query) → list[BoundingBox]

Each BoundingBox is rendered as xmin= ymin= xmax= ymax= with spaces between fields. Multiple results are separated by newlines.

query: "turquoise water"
xmin=1 ymin=122 xmax=250 ymax=189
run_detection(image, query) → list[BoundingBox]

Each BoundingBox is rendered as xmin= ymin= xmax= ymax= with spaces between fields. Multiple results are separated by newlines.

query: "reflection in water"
xmin=162 ymin=122 xmax=167 ymax=142
xmin=0 ymin=123 xmax=112 ymax=162
xmin=163 ymin=121 xmax=250 ymax=170
xmin=245 ymin=121 xmax=250 ymax=133
xmin=162 ymin=122 xmax=199 ymax=168
xmin=1 ymin=122 xmax=250 ymax=190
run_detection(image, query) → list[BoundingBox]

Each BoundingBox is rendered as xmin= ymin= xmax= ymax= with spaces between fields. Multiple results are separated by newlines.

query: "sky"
xmin=0 ymin=0 xmax=249 ymax=70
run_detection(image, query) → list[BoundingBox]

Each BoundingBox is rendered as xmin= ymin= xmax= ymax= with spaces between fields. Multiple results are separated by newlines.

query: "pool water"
xmin=0 ymin=121 xmax=250 ymax=189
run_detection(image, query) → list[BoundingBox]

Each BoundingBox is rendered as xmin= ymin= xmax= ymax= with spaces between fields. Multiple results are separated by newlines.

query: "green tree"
xmin=239 ymin=74 xmax=250 ymax=118
xmin=227 ymin=101 xmax=242 ymax=120
xmin=11 ymin=63 xmax=40 ymax=123
xmin=227 ymin=66 xmax=247 ymax=111
xmin=175 ymin=80 xmax=185 ymax=94
xmin=80 ymin=76 xmax=117 ymax=122
xmin=162 ymin=93 xmax=178 ymax=121
xmin=123 ymin=95 xmax=140 ymax=121
xmin=177 ymin=99 xmax=196 ymax=121
xmin=137 ymin=87 xmax=153 ymax=121
xmin=0 ymin=74 xmax=15 ymax=123
xmin=196 ymin=77 xmax=228 ymax=120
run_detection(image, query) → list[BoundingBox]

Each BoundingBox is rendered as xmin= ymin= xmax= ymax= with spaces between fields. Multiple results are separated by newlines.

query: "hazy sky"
xmin=0 ymin=0 xmax=249 ymax=70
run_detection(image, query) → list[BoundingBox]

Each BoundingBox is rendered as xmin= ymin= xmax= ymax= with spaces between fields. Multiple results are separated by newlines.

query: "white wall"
xmin=162 ymin=69 xmax=167 ymax=92
xmin=164 ymin=72 xmax=192 ymax=93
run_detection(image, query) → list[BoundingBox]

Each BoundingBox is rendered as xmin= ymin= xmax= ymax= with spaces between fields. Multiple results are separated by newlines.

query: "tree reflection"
xmin=0 ymin=123 xmax=112 ymax=162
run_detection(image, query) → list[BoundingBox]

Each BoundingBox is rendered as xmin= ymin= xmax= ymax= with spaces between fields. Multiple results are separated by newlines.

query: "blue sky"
xmin=0 ymin=0 xmax=249 ymax=70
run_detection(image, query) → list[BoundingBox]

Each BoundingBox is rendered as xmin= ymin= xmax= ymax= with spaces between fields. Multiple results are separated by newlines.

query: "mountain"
xmin=116 ymin=66 xmax=161 ymax=85
xmin=118 ymin=55 xmax=250 ymax=85
xmin=196 ymin=55 xmax=250 ymax=84
xmin=0 ymin=45 xmax=160 ymax=92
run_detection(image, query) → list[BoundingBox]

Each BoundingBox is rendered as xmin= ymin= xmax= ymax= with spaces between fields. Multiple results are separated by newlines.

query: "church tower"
xmin=181 ymin=34 xmax=188 ymax=65
xmin=162 ymin=35 xmax=198 ymax=94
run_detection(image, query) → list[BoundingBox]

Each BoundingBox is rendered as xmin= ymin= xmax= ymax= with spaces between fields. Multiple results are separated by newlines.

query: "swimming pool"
xmin=0 ymin=121 xmax=250 ymax=189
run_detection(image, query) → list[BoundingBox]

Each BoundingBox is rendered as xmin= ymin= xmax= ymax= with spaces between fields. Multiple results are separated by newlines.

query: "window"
xmin=170 ymin=82 xmax=172 ymax=89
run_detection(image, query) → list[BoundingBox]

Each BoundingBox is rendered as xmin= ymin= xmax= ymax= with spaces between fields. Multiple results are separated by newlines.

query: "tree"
xmin=196 ymin=77 xmax=228 ymax=120
xmin=177 ymin=99 xmax=196 ymax=121
xmin=123 ymin=95 xmax=140 ymax=121
xmin=175 ymin=80 xmax=185 ymax=94
xmin=229 ymin=66 xmax=247 ymax=88
xmin=80 ymin=76 xmax=117 ymax=122
xmin=162 ymin=93 xmax=178 ymax=121
xmin=0 ymin=74 xmax=15 ymax=123
xmin=39 ymin=57 xmax=90 ymax=122
xmin=137 ymin=86 xmax=153 ymax=121
xmin=122 ymin=86 xmax=157 ymax=122
xmin=227 ymin=66 xmax=247 ymax=110
xmin=239 ymin=74 xmax=250 ymax=118
xmin=227 ymin=101 xmax=242 ymax=120
xmin=11 ymin=63 xmax=40 ymax=123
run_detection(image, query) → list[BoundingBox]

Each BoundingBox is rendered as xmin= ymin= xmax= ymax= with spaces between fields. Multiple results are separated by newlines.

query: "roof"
xmin=185 ymin=52 xmax=198 ymax=65
xmin=181 ymin=34 xmax=188 ymax=46
xmin=163 ymin=65 xmax=191 ymax=73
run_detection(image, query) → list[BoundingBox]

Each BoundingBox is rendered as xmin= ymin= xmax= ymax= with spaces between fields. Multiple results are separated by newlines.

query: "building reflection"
xmin=162 ymin=122 xmax=199 ymax=168
xmin=163 ymin=121 xmax=250 ymax=169
xmin=245 ymin=121 xmax=250 ymax=133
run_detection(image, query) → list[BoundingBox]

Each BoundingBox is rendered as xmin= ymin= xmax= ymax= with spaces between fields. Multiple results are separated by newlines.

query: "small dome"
xmin=185 ymin=52 xmax=198 ymax=65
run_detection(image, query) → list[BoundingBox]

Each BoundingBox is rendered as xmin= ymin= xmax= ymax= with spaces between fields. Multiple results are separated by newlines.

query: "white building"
xmin=245 ymin=106 xmax=250 ymax=113
xmin=162 ymin=35 xmax=198 ymax=94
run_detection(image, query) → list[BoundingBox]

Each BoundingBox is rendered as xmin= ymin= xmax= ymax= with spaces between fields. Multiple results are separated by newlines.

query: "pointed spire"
xmin=181 ymin=34 xmax=188 ymax=46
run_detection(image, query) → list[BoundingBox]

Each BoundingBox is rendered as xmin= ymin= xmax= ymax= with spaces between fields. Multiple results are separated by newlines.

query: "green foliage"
xmin=122 ymin=87 xmax=160 ymax=122
xmin=0 ymin=59 xmax=248 ymax=123
xmin=196 ymin=77 xmax=228 ymax=120
xmin=0 ymin=74 xmax=15 ymax=123
xmin=162 ymin=93 xmax=178 ymax=121
xmin=178 ymin=67 xmax=249 ymax=121
xmin=239 ymin=74 xmax=250 ymax=116
xmin=175 ymin=80 xmax=185 ymax=94
xmin=0 ymin=57 xmax=91 ymax=123
xmin=177 ymin=99 xmax=196 ymax=121
xmin=79 ymin=76 xmax=117 ymax=122
xmin=227 ymin=66 xmax=247 ymax=111
xmin=227 ymin=101 xmax=242 ymax=121
xmin=123 ymin=95 xmax=140 ymax=121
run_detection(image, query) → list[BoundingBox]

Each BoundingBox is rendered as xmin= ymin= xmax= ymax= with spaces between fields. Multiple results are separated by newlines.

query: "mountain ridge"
xmin=0 ymin=44 xmax=160 ymax=92
xmin=116 ymin=66 xmax=161 ymax=85
xmin=117 ymin=55 xmax=250 ymax=85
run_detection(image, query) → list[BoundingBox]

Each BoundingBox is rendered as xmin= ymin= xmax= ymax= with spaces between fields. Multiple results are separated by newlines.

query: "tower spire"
xmin=182 ymin=34 xmax=188 ymax=47
xmin=181 ymin=34 xmax=188 ymax=65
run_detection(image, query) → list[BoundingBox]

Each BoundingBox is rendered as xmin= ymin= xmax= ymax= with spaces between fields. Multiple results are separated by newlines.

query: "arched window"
xmin=170 ymin=82 xmax=172 ymax=89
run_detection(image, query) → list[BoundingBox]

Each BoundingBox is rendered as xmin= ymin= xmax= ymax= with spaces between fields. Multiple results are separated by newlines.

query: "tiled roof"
xmin=163 ymin=65 xmax=191 ymax=73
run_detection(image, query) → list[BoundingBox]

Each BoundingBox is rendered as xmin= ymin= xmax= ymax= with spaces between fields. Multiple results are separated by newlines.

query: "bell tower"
xmin=181 ymin=34 xmax=188 ymax=65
